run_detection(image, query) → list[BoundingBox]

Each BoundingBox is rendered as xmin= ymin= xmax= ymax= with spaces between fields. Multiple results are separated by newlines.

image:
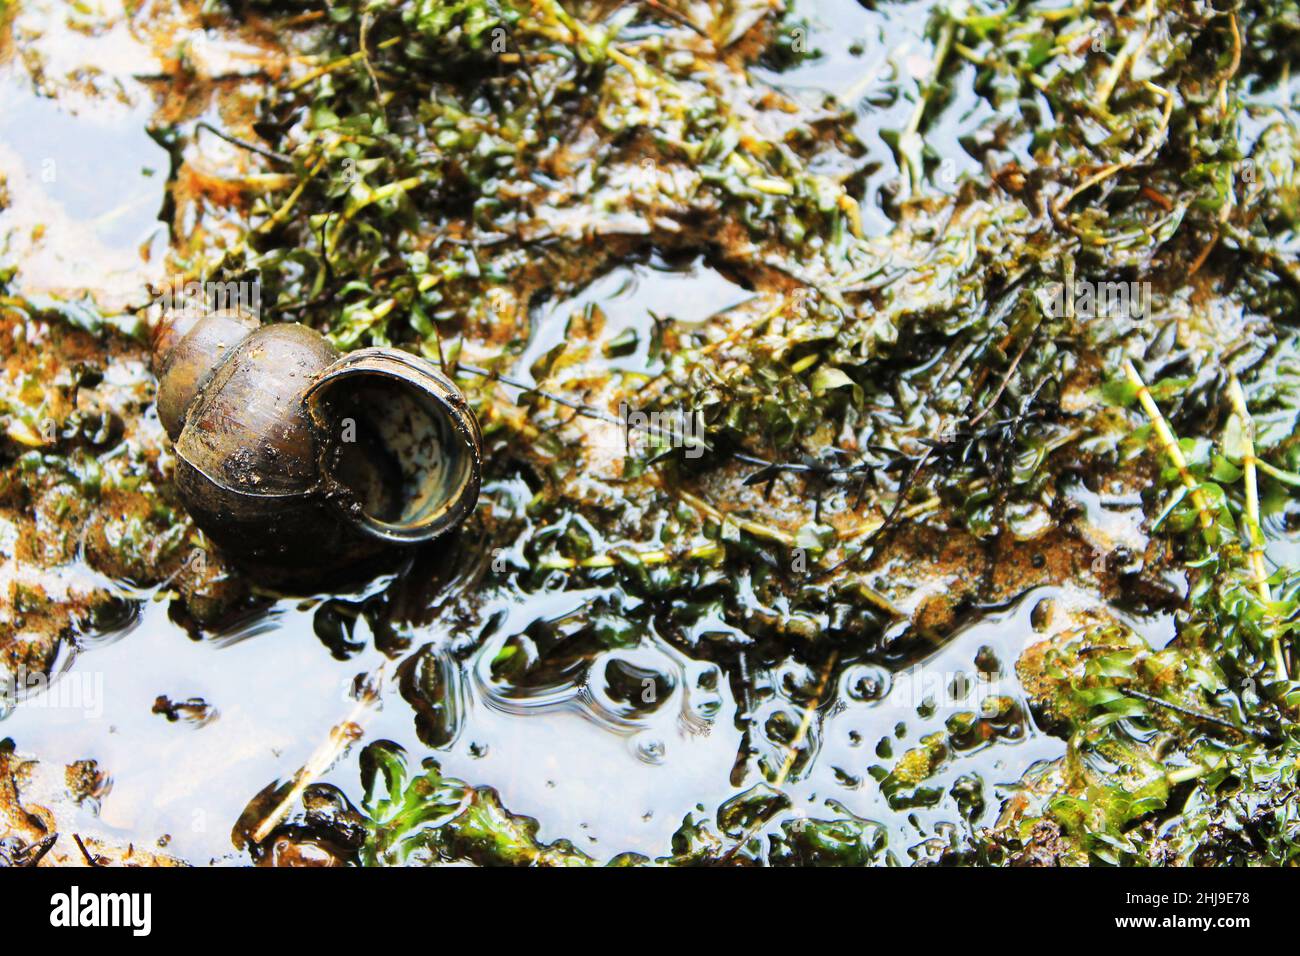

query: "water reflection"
xmin=1 ymin=597 xmax=387 ymax=863
xmin=0 ymin=1 xmax=169 ymax=309
xmin=5 ymin=486 xmax=1200 ymax=866
xmin=519 ymin=251 xmax=753 ymax=383
xmin=751 ymin=0 xmax=992 ymax=232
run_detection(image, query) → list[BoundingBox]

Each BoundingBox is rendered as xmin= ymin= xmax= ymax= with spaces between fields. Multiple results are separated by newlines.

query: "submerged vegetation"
xmin=3 ymin=0 xmax=1300 ymax=865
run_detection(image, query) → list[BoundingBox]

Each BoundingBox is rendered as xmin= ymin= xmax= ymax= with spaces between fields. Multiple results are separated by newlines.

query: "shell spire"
xmin=150 ymin=307 xmax=482 ymax=571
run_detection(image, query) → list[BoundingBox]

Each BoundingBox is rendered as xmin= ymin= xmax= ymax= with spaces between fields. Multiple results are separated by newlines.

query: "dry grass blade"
xmin=720 ymin=650 xmax=839 ymax=863
xmin=250 ymin=667 xmax=386 ymax=844
xmin=1227 ymin=376 xmax=1289 ymax=675
xmin=1123 ymin=359 xmax=1216 ymax=539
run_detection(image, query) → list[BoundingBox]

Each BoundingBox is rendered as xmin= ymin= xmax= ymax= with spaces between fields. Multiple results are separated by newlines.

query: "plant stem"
xmin=1228 ymin=375 xmax=1289 ymax=676
xmin=1123 ymin=359 xmax=1215 ymax=541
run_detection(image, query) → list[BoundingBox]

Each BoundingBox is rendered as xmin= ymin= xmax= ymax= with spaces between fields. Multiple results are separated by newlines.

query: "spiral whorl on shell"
xmin=150 ymin=308 xmax=482 ymax=570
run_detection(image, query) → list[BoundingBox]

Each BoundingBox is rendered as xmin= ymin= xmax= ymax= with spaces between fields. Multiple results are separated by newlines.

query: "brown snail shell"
xmin=151 ymin=308 xmax=482 ymax=570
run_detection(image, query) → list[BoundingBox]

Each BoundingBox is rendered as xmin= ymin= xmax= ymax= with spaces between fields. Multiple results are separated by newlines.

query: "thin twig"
xmin=813 ymin=446 xmax=934 ymax=581
xmin=1053 ymin=80 xmax=1175 ymax=219
xmin=775 ymin=651 xmax=840 ymax=784
xmin=637 ymin=0 xmax=709 ymax=39
xmin=720 ymin=650 xmax=840 ymax=863
xmin=730 ymin=450 xmax=872 ymax=480
xmin=358 ymin=12 xmax=388 ymax=126
xmin=288 ymin=35 xmax=402 ymax=91
xmin=72 ymin=833 xmax=104 ymax=867
xmin=1227 ymin=376 xmax=1271 ymax=604
xmin=1227 ymin=376 xmax=1288 ymax=676
xmin=458 ymin=363 xmax=624 ymax=426
xmin=16 ymin=833 xmax=57 ymax=867
xmin=1128 ymin=361 xmax=1291 ymax=679
xmin=195 ymin=121 xmax=292 ymax=165
xmin=1120 ymin=688 xmax=1277 ymax=743
xmin=968 ymin=324 xmax=1038 ymax=427
xmin=1123 ymin=359 xmax=1216 ymax=540
xmin=250 ymin=668 xmax=385 ymax=844
xmin=1216 ymin=11 xmax=1242 ymax=115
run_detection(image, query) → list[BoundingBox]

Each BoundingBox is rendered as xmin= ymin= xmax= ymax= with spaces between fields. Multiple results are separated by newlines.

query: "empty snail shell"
xmin=150 ymin=307 xmax=482 ymax=570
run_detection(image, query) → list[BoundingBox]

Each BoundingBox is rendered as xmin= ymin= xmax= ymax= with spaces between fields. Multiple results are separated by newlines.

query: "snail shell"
xmin=151 ymin=308 xmax=482 ymax=570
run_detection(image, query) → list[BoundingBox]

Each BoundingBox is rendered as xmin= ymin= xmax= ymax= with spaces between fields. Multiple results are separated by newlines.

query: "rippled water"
xmin=3 ymin=555 xmax=1198 ymax=863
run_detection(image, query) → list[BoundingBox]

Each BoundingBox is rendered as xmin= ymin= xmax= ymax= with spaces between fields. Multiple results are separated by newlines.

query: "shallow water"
xmin=0 ymin=88 xmax=165 ymax=248
xmin=752 ymin=0 xmax=990 ymax=233
xmin=519 ymin=251 xmax=755 ymax=384
xmin=1 ymin=569 xmax=1067 ymax=863
xmin=0 ymin=0 xmax=169 ymax=309
xmin=6 ymin=550 xmax=1198 ymax=863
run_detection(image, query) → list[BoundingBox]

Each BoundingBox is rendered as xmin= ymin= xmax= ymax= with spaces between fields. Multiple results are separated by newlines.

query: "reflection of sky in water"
xmin=1 ymin=580 xmax=1085 ymax=864
xmin=812 ymin=588 xmax=1065 ymax=855
xmin=0 ymin=587 xmax=745 ymax=864
xmin=754 ymin=0 xmax=1027 ymax=233
xmin=0 ymin=79 xmax=167 ymax=250
xmin=519 ymin=252 xmax=753 ymax=383
xmin=0 ymin=600 xmax=360 ymax=864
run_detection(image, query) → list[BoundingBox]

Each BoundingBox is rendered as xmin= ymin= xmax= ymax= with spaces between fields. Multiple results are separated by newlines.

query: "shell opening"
xmin=304 ymin=350 xmax=481 ymax=544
